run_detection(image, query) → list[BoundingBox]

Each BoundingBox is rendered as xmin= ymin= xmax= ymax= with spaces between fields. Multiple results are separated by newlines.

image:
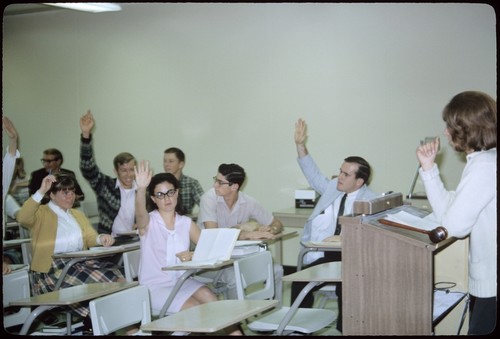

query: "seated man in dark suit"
xmin=28 ymin=148 xmax=85 ymax=206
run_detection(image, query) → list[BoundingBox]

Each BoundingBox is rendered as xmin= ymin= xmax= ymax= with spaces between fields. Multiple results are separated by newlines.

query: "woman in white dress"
xmin=135 ymin=160 xmax=242 ymax=335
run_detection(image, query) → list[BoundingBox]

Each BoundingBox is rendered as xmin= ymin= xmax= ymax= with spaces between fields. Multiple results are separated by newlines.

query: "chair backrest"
xmin=122 ymin=249 xmax=141 ymax=282
xmin=89 ymin=285 xmax=151 ymax=335
xmin=82 ymin=200 xmax=99 ymax=218
xmin=3 ymin=267 xmax=31 ymax=328
xmin=20 ymin=241 xmax=32 ymax=266
xmin=234 ymin=251 xmax=275 ymax=301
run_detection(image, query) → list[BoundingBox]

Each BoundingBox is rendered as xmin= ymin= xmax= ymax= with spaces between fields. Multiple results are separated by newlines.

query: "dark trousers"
xmin=468 ymin=295 xmax=497 ymax=335
xmin=291 ymin=251 xmax=342 ymax=332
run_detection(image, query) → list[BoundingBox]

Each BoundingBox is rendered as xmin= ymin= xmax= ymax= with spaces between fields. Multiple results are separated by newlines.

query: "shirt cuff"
xmin=32 ymin=191 xmax=44 ymax=203
xmin=96 ymin=234 xmax=102 ymax=245
xmin=81 ymin=133 xmax=92 ymax=143
xmin=418 ymin=163 xmax=439 ymax=181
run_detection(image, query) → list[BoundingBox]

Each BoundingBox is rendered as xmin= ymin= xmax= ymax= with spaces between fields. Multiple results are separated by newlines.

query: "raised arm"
xmin=134 ymin=160 xmax=152 ymax=236
xmin=295 ymin=118 xmax=309 ymax=158
xmin=2 ymin=116 xmax=18 ymax=156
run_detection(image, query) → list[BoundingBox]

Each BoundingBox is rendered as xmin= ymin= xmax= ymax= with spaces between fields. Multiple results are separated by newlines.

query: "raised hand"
xmin=39 ymin=175 xmax=57 ymax=195
xmin=134 ymin=160 xmax=152 ymax=190
xmin=80 ymin=110 xmax=95 ymax=138
xmin=416 ymin=137 xmax=440 ymax=171
xmin=294 ymin=118 xmax=307 ymax=145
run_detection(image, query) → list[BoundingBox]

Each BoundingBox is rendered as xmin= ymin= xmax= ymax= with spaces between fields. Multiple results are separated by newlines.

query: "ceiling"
xmin=4 ymin=3 xmax=124 ymax=16
xmin=3 ymin=3 xmax=59 ymax=16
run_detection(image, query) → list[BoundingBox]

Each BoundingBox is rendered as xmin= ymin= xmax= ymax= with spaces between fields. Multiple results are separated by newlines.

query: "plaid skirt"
xmin=31 ymin=257 xmax=125 ymax=317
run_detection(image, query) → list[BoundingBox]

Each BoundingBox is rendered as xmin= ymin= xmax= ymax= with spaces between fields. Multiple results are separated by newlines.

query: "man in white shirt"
xmin=198 ymin=163 xmax=284 ymax=301
xmin=293 ymin=119 xmax=378 ymax=333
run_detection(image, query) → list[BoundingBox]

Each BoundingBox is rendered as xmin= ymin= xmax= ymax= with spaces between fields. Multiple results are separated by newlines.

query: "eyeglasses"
xmin=213 ymin=176 xmax=232 ymax=186
xmin=154 ymin=189 xmax=177 ymax=199
xmin=58 ymin=188 xmax=76 ymax=196
xmin=41 ymin=158 xmax=59 ymax=164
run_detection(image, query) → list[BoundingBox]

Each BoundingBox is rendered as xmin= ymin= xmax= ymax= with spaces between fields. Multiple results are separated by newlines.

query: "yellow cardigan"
xmin=16 ymin=197 xmax=99 ymax=273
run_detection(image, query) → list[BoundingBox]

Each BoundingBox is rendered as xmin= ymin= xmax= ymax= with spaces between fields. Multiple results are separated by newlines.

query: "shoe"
xmin=39 ymin=313 xmax=60 ymax=326
xmin=82 ymin=316 xmax=93 ymax=335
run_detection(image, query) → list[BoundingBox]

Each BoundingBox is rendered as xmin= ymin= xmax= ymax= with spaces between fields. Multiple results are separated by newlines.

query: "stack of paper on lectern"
xmin=168 ymin=228 xmax=240 ymax=268
xmin=384 ymin=210 xmax=440 ymax=231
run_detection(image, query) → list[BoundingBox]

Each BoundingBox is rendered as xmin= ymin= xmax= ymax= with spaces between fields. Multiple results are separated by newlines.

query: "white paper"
xmin=433 ymin=290 xmax=466 ymax=321
xmin=192 ymin=228 xmax=240 ymax=262
xmin=385 ymin=211 xmax=440 ymax=231
xmin=234 ymin=240 xmax=263 ymax=247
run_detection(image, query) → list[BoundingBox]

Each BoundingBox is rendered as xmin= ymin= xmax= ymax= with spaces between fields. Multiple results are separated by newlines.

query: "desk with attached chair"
xmin=9 ymin=281 xmax=139 ymax=335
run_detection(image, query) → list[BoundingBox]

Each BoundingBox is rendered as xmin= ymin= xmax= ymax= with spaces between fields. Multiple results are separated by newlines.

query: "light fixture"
xmin=43 ymin=3 xmax=122 ymax=13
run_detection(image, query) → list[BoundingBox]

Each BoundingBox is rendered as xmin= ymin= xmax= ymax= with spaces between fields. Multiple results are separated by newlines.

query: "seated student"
xmin=134 ymin=161 xmax=242 ymax=335
xmin=163 ymin=147 xmax=204 ymax=215
xmin=292 ymin=118 xmax=378 ymax=333
xmin=79 ymin=110 xmax=137 ymax=237
xmin=197 ymin=163 xmax=284 ymax=301
xmin=16 ymin=174 xmax=124 ymax=331
xmin=28 ymin=148 xmax=85 ymax=206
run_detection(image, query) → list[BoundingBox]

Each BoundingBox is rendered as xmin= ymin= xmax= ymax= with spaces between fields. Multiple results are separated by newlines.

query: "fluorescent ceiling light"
xmin=43 ymin=3 xmax=122 ymax=13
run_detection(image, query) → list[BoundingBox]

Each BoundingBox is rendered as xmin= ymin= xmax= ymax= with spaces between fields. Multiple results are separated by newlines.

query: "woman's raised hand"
xmin=134 ymin=160 xmax=152 ymax=189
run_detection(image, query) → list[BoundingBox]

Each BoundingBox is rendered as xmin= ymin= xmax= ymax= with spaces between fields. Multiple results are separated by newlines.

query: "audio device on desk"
xmin=295 ymin=189 xmax=318 ymax=208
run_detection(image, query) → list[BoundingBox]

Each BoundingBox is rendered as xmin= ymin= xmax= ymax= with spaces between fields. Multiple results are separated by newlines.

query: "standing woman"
xmin=416 ymin=91 xmax=496 ymax=335
xmin=135 ymin=161 xmax=242 ymax=335
xmin=16 ymin=174 xmax=124 ymax=322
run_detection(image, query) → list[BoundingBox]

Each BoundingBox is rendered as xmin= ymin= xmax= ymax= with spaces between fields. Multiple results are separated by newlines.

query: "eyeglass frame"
xmin=153 ymin=189 xmax=177 ymax=199
xmin=213 ymin=176 xmax=233 ymax=186
xmin=55 ymin=187 xmax=76 ymax=196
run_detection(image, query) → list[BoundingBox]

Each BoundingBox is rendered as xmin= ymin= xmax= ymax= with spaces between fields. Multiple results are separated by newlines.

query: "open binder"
xmin=167 ymin=228 xmax=240 ymax=268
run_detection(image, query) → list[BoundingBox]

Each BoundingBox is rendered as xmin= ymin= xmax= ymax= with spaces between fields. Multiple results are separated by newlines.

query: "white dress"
xmin=139 ymin=210 xmax=203 ymax=313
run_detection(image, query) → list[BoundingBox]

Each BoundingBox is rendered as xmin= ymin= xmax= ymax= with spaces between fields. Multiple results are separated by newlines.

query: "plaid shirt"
xmin=178 ymin=174 xmax=204 ymax=214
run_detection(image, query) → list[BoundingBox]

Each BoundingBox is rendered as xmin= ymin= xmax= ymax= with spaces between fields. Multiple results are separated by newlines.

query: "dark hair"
xmin=113 ymin=152 xmax=136 ymax=170
xmin=164 ymin=147 xmax=185 ymax=163
xmin=146 ymin=173 xmax=186 ymax=215
xmin=14 ymin=158 xmax=26 ymax=179
xmin=44 ymin=148 xmax=63 ymax=164
xmin=344 ymin=156 xmax=371 ymax=185
xmin=46 ymin=174 xmax=76 ymax=199
xmin=442 ymin=91 xmax=497 ymax=152
xmin=217 ymin=163 xmax=246 ymax=188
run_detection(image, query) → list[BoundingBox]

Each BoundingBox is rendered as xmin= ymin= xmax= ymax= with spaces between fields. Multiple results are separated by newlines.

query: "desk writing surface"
xmin=162 ymin=259 xmax=233 ymax=271
xmin=10 ymin=281 xmax=138 ymax=306
xmin=272 ymin=208 xmax=312 ymax=228
xmin=141 ymin=299 xmax=278 ymax=333
xmin=283 ymin=262 xmax=342 ymax=283
xmin=264 ymin=230 xmax=297 ymax=241
xmin=302 ymin=240 xmax=341 ymax=249
xmin=53 ymin=242 xmax=140 ymax=258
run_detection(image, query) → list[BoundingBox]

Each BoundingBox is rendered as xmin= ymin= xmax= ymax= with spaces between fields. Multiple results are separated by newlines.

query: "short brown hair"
xmin=113 ymin=152 xmax=136 ymax=170
xmin=443 ymin=91 xmax=497 ymax=152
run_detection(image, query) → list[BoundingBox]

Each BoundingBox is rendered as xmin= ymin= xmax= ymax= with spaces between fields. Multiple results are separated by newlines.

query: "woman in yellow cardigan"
xmin=17 ymin=174 xmax=125 ymax=320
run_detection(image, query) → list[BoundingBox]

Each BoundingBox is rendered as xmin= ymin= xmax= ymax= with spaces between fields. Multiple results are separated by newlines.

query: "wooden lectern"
xmin=340 ymin=197 xmax=461 ymax=335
